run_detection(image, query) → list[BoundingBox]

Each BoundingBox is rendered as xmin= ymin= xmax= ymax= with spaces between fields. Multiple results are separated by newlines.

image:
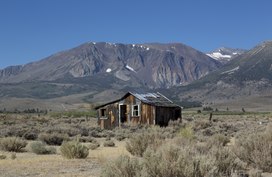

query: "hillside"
xmin=169 ymin=41 xmax=272 ymax=110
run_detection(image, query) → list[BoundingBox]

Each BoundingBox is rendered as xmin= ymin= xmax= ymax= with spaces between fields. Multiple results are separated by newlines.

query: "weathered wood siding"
xmin=141 ymin=103 xmax=155 ymax=125
xmin=156 ymin=106 xmax=181 ymax=126
xmin=97 ymin=103 xmax=119 ymax=129
xmin=121 ymin=95 xmax=141 ymax=126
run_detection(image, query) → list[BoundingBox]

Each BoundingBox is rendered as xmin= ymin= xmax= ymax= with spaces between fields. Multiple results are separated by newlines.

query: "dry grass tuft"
xmin=0 ymin=137 xmax=27 ymax=152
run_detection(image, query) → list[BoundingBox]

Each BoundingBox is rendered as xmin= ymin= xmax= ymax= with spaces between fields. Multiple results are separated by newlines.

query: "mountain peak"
xmin=207 ymin=47 xmax=246 ymax=64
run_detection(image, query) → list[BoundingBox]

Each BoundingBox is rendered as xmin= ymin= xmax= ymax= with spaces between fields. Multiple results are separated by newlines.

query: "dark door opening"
xmin=120 ymin=105 xmax=127 ymax=123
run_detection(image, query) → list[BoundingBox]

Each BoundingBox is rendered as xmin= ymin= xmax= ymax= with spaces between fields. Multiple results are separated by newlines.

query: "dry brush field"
xmin=0 ymin=111 xmax=271 ymax=177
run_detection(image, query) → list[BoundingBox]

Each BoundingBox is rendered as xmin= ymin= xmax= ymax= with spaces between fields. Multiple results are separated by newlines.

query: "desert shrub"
xmin=193 ymin=119 xmax=212 ymax=131
xmin=103 ymin=140 xmax=115 ymax=147
xmin=201 ymin=128 xmax=215 ymax=136
xmin=115 ymin=134 xmax=126 ymax=141
xmin=10 ymin=152 xmax=16 ymax=160
xmin=141 ymin=142 xmax=240 ymax=177
xmin=23 ymin=132 xmax=38 ymax=140
xmin=44 ymin=126 xmax=80 ymax=137
xmin=101 ymin=155 xmax=142 ymax=177
xmin=0 ymin=137 xmax=27 ymax=152
xmin=234 ymin=126 xmax=272 ymax=172
xmin=168 ymin=119 xmax=182 ymax=129
xmin=60 ymin=140 xmax=89 ymax=159
xmin=178 ymin=125 xmax=195 ymax=140
xmin=0 ymin=154 xmax=6 ymax=159
xmin=219 ymin=123 xmax=238 ymax=135
xmin=105 ymin=136 xmax=111 ymax=141
xmin=141 ymin=145 xmax=214 ymax=177
xmin=77 ymin=136 xmax=95 ymax=143
xmin=126 ymin=131 xmax=163 ymax=157
xmin=207 ymin=134 xmax=230 ymax=148
xmin=212 ymin=147 xmax=239 ymax=176
xmin=30 ymin=141 xmax=56 ymax=154
xmin=23 ymin=131 xmax=39 ymax=140
xmin=89 ymin=142 xmax=100 ymax=150
xmin=89 ymin=128 xmax=108 ymax=138
xmin=38 ymin=133 xmax=69 ymax=145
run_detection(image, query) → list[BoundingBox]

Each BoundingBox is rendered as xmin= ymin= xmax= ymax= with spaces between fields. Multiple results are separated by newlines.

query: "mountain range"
xmin=1 ymin=40 xmax=272 ymax=111
xmin=0 ymin=42 xmax=221 ymax=88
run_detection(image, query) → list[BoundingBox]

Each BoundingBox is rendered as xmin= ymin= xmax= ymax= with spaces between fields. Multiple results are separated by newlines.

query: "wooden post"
xmin=209 ymin=112 xmax=213 ymax=122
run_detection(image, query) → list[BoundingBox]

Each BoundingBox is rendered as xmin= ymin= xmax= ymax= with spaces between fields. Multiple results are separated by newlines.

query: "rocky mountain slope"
xmin=170 ymin=41 xmax=272 ymax=106
xmin=0 ymin=42 xmax=221 ymax=88
xmin=207 ymin=47 xmax=246 ymax=64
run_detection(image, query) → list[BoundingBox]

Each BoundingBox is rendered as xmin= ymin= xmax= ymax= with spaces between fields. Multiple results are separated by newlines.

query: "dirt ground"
xmin=0 ymin=140 xmax=129 ymax=177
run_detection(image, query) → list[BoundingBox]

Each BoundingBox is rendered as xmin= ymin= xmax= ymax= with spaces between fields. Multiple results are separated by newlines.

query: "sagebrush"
xmin=60 ymin=140 xmax=89 ymax=159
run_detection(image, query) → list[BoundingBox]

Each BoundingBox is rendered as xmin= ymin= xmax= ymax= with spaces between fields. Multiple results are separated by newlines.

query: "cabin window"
xmin=100 ymin=109 xmax=107 ymax=118
xmin=132 ymin=105 xmax=140 ymax=116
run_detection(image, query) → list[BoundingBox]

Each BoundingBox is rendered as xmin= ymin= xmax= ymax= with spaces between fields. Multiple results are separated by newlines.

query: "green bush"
xmin=0 ymin=137 xmax=27 ymax=152
xmin=179 ymin=125 xmax=195 ymax=140
xmin=38 ymin=133 xmax=69 ymax=145
xmin=101 ymin=155 xmax=142 ymax=177
xmin=30 ymin=141 xmax=56 ymax=154
xmin=60 ymin=140 xmax=89 ymax=159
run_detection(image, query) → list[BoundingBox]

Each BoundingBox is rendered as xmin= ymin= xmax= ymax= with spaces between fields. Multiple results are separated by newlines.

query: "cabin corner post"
xmin=153 ymin=106 xmax=156 ymax=125
xmin=180 ymin=107 xmax=183 ymax=122
xmin=118 ymin=104 xmax=121 ymax=127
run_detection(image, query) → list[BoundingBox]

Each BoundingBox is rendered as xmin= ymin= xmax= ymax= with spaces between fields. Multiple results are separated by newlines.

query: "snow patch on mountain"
xmin=207 ymin=47 xmax=246 ymax=64
xmin=126 ymin=65 xmax=136 ymax=72
xmin=106 ymin=68 xmax=112 ymax=73
xmin=207 ymin=52 xmax=232 ymax=60
xmin=221 ymin=66 xmax=239 ymax=75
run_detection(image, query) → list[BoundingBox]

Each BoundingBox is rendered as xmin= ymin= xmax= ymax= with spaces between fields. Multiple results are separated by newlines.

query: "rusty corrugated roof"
xmin=95 ymin=92 xmax=181 ymax=109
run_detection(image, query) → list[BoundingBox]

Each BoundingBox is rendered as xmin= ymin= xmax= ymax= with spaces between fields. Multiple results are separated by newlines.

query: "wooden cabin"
xmin=95 ymin=92 xmax=182 ymax=129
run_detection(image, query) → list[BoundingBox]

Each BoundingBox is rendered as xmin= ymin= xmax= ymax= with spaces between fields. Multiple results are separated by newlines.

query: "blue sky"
xmin=0 ymin=0 xmax=272 ymax=69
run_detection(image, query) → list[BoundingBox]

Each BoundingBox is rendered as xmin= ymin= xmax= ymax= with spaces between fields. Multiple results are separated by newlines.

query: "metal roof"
xmin=95 ymin=91 xmax=181 ymax=109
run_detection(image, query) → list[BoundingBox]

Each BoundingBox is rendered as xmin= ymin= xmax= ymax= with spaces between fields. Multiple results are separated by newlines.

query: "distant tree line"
xmin=0 ymin=108 xmax=48 ymax=114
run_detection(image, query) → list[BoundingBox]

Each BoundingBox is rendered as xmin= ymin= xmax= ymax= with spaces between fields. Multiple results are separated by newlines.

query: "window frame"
xmin=132 ymin=104 xmax=140 ymax=117
xmin=100 ymin=108 xmax=108 ymax=119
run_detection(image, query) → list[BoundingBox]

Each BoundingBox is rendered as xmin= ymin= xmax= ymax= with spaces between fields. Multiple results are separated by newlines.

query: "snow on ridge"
xmin=146 ymin=47 xmax=150 ymax=51
xmin=208 ymin=52 xmax=232 ymax=59
xmin=126 ymin=65 xmax=136 ymax=72
xmin=221 ymin=66 xmax=239 ymax=75
xmin=106 ymin=68 xmax=112 ymax=73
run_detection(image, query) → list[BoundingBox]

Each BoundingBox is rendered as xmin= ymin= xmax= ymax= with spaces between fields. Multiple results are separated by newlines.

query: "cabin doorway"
xmin=119 ymin=105 xmax=127 ymax=123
